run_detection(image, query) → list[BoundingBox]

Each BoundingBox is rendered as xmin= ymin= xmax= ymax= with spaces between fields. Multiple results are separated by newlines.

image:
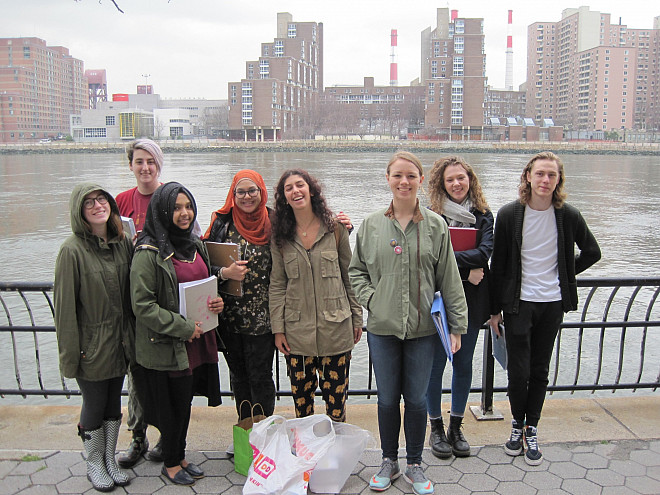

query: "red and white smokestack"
xmin=451 ymin=10 xmax=458 ymax=21
xmin=505 ymin=9 xmax=514 ymax=90
xmin=390 ymin=29 xmax=398 ymax=86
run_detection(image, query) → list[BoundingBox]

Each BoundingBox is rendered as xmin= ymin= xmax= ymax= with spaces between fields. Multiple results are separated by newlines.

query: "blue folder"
xmin=431 ymin=291 xmax=453 ymax=363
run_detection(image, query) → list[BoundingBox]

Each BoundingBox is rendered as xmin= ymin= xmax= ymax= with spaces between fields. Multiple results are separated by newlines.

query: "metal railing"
xmin=1 ymin=278 xmax=659 ymax=412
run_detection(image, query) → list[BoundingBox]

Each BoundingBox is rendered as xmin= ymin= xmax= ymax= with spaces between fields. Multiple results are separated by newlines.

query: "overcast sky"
xmin=4 ymin=1 xmax=658 ymax=100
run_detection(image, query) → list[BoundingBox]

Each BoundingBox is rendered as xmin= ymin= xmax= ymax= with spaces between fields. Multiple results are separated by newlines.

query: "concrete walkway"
xmin=1 ymin=396 xmax=659 ymax=494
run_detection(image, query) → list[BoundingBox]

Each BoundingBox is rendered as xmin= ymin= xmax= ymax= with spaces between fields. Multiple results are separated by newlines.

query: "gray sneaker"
xmin=369 ymin=458 xmax=401 ymax=491
xmin=403 ymin=464 xmax=434 ymax=494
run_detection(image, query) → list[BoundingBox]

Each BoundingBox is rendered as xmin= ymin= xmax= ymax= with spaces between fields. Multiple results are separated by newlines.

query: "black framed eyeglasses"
xmin=83 ymin=195 xmax=109 ymax=209
xmin=234 ymin=187 xmax=260 ymax=199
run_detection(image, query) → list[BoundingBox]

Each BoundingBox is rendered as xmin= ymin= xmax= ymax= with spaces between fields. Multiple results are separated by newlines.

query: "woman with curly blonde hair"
xmin=426 ymin=155 xmax=493 ymax=460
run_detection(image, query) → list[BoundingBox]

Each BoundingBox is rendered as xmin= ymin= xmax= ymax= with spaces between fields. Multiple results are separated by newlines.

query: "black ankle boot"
xmin=447 ymin=415 xmax=471 ymax=457
xmin=117 ymin=430 xmax=148 ymax=468
xmin=429 ymin=418 xmax=452 ymax=459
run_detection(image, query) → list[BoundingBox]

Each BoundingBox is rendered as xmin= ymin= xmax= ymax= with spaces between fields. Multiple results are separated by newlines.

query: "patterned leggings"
xmin=285 ymin=352 xmax=351 ymax=422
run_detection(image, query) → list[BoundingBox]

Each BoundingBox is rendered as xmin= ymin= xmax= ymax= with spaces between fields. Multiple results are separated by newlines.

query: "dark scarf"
xmin=135 ymin=182 xmax=198 ymax=261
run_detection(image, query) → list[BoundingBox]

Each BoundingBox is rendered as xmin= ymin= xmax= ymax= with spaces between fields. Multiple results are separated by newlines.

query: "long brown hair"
xmin=428 ymin=156 xmax=489 ymax=214
xmin=518 ymin=151 xmax=566 ymax=208
xmin=272 ymin=169 xmax=335 ymax=248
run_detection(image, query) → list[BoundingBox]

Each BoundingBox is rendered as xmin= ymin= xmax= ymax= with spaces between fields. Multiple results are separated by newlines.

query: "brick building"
xmin=526 ymin=7 xmax=660 ymax=133
xmin=0 ymin=37 xmax=87 ymax=143
xmin=320 ymin=77 xmax=426 ymax=138
xmin=420 ymin=8 xmax=487 ymax=140
xmin=227 ymin=12 xmax=323 ymax=141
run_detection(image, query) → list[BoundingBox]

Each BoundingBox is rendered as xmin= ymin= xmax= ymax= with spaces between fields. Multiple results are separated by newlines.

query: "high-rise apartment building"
xmin=0 ymin=37 xmax=88 ymax=143
xmin=421 ymin=8 xmax=487 ymax=139
xmin=526 ymin=7 xmax=660 ymax=133
xmin=227 ymin=12 xmax=323 ymax=141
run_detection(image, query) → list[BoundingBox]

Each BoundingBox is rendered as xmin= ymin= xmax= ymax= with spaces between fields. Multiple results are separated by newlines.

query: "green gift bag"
xmin=233 ymin=401 xmax=267 ymax=475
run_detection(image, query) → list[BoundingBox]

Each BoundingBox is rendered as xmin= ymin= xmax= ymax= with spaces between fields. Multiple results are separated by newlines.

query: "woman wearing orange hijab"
xmin=203 ymin=170 xmax=275 ymax=433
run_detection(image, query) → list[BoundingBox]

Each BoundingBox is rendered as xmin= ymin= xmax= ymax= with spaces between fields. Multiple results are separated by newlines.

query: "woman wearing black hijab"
xmin=130 ymin=182 xmax=223 ymax=486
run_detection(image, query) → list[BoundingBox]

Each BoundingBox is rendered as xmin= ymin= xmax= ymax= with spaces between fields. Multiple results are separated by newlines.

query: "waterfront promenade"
xmin=1 ymin=395 xmax=659 ymax=494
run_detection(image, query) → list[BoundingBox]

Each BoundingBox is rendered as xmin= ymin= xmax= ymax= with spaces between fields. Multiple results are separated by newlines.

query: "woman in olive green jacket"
xmin=54 ymin=182 xmax=133 ymax=492
xmin=269 ymin=169 xmax=362 ymax=422
xmin=130 ymin=182 xmax=223 ymax=487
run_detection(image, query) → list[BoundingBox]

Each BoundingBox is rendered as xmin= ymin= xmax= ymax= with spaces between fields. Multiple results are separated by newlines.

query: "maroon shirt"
xmin=171 ymin=253 xmax=218 ymax=376
xmin=115 ymin=187 xmax=155 ymax=233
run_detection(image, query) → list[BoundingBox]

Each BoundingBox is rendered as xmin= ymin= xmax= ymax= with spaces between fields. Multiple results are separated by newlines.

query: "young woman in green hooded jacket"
xmin=54 ymin=182 xmax=134 ymax=492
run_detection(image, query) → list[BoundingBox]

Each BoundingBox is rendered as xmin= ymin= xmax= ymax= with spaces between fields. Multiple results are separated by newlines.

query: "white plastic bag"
xmin=243 ymin=414 xmax=336 ymax=495
xmin=309 ymin=422 xmax=375 ymax=494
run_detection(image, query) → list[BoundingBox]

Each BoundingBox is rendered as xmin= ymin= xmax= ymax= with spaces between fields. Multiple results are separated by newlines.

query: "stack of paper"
xmin=179 ymin=275 xmax=219 ymax=332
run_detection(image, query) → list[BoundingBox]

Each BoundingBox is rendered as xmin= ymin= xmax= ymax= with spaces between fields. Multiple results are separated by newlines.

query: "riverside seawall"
xmin=1 ymin=139 xmax=659 ymax=155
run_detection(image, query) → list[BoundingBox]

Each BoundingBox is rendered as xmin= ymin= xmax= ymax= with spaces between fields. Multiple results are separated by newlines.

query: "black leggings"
xmin=76 ymin=376 xmax=125 ymax=430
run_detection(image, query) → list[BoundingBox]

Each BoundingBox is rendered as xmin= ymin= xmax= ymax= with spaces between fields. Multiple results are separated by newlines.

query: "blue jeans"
xmin=368 ymin=332 xmax=436 ymax=465
xmin=426 ymin=323 xmax=481 ymax=418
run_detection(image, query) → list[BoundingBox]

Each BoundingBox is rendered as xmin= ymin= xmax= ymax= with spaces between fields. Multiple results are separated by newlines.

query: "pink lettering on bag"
xmin=291 ymin=428 xmax=315 ymax=461
xmin=253 ymin=453 xmax=276 ymax=479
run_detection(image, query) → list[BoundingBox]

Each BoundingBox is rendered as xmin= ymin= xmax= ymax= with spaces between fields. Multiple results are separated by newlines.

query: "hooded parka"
xmin=54 ymin=183 xmax=135 ymax=380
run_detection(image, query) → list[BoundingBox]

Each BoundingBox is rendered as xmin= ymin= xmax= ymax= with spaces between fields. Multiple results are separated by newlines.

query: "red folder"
xmin=449 ymin=227 xmax=478 ymax=251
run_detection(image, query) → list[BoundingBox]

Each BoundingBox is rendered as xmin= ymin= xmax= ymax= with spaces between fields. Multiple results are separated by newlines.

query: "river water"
xmin=1 ymin=151 xmax=659 ymax=405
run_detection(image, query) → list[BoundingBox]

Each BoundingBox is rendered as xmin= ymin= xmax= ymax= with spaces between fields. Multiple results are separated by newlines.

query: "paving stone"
xmin=30 ymin=465 xmax=72 ymax=485
xmin=337 ymin=472 xmax=369 ymax=494
xmin=193 ymin=459 xmax=233 ymax=477
xmin=151 ymin=483 xmax=197 ymax=494
xmin=601 ymin=486 xmax=639 ymax=495
xmin=419 ymin=483 xmax=469 ymax=495
xmin=609 ymin=459 xmax=647 ymax=477
xmin=512 ymin=456 xmax=548 ymax=472
xmin=450 ymin=455 xmax=489 ymax=473
xmin=629 ymin=448 xmax=660 ymax=467
xmin=571 ymin=452 xmax=609 ymax=469
xmin=56 ymin=475 xmax=98 ymax=494
xmin=585 ymin=467 xmax=625 ymax=486
xmin=422 ymin=452 xmax=453 ymax=466
xmin=425 ymin=464 xmax=462 ymax=484
xmin=8 ymin=460 xmax=46 ymax=476
xmin=647 ymin=465 xmax=660 ymax=481
xmin=458 ymin=472 xmax=498 ymax=492
xmin=540 ymin=445 xmax=573 ymax=462
xmin=624 ymin=475 xmax=660 ymax=495
xmin=0 ymin=475 xmax=31 ymax=495
xmin=191 ymin=475 xmax=232 ymax=494
xmin=0 ymin=461 xmax=18 ymax=478
xmin=44 ymin=451 xmax=83 ymax=468
xmin=123 ymin=475 xmax=165 ymax=494
xmin=131 ymin=459 xmax=163 ymax=477
xmin=535 ymin=490 xmax=569 ymax=495
xmin=356 ymin=449 xmax=382 ymax=467
xmin=592 ymin=441 xmax=618 ymax=458
xmin=495 ymin=481 xmax=538 ymax=495
xmin=548 ymin=461 xmax=587 ymax=479
xmin=477 ymin=446 xmax=515 ymax=465
xmin=561 ymin=478 xmax=602 ymax=495
xmin=523 ymin=469 xmax=563 ymax=490
xmin=217 ymin=487 xmax=245 ymax=495
xmin=203 ymin=450 xmax=230 ymax=460
xmin=68 ymin=459 xmax=87 ymax=477
xmin=649 ymin=441 xmax=660 ymax=454
xmin=487 ymin=463 xmax=525 ymax=482
xmin=568 ymin=444 xmax=594 ymax=454
xmin=13 ymin=485 xmax=59 ymax=495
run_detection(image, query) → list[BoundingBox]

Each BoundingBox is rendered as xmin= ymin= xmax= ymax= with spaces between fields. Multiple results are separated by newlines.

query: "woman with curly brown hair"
xmin=425 ymin=156 xmax=493 ymax=460
xmin=269 ymin=169 xmax=363 ymax=422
